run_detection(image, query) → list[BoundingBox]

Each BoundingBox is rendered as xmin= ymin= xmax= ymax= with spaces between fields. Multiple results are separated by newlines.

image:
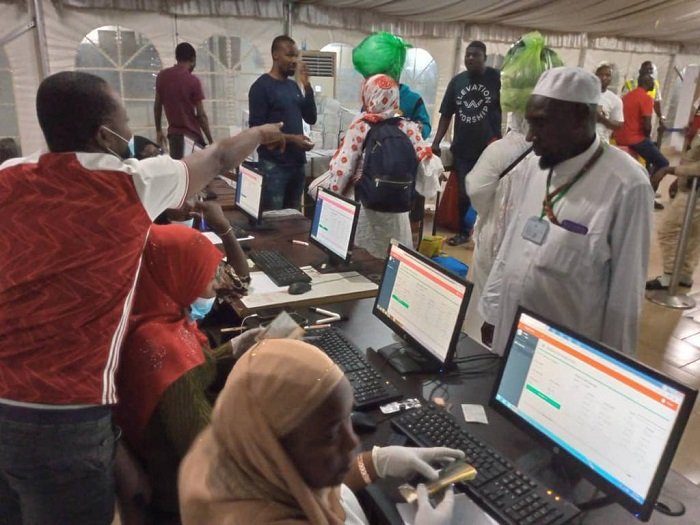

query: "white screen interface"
xmin=495 ymin=312 xmax=687 ymax=504
xmin=310 ymin=189 xmax=357 ymax=259
xmin=375 ymin=244 xmax=467 ymax=362
xmin=236 ymin=166 xmax=263 ymax=219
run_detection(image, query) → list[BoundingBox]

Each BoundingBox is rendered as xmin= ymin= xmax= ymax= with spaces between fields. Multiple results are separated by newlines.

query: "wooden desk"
xmin=221 ymin=211 xmax=386 ymax=316
xmin=298 ymin=298 xmax=700 ymax=525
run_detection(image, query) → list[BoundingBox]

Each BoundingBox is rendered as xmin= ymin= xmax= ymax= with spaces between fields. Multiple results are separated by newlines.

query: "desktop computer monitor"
xmin=308 ymin=187 xmax=360 ymax=272
xmin=236 ymin=163 xmax=264 ymax=226
xmin=372 ymin=241 xmax=472 ymax=374
xmin=492 ymin=307 xmax=697 ymax=521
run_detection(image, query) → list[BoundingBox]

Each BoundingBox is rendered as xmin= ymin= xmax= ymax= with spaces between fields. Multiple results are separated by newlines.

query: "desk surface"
xmin=221 ymin=211 xmax=385 ymax=316
xmin=306 ymin=298 xmax=700 ymax=525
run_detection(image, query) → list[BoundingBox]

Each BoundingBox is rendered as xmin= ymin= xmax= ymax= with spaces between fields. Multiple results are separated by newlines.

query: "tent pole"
xmin=0 ymin=20 xmax=35 ymax=47
xmin=28 ymin=0 xmax=49 ymax=79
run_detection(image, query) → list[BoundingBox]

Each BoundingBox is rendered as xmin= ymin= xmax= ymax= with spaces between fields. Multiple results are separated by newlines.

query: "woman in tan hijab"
xmin=179 ymin=338 xmax=461 ymax=524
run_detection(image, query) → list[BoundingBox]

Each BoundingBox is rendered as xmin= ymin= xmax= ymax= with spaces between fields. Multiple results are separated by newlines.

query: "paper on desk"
xmin=241 ymin=266 xmax=377 ymax=309
xmin=461 ymin=404 xmax=489 ymax=424
xmin=200 ymin=231 xmax=255 ymax=244
xmin=396 ymin=493 xmax=498 ymax=525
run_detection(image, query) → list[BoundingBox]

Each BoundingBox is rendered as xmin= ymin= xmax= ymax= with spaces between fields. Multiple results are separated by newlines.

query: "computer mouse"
xmin=350 ymin=411 xmax=377 ymax=434
xmin=288 ymin=281 xmax=312 ymax=295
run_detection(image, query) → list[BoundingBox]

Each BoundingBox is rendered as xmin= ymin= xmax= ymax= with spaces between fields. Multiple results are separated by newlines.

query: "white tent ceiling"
xmin=299 ymin=0 xmax=700 ymax=45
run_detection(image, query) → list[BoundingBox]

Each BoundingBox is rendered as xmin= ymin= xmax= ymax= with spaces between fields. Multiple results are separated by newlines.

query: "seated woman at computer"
xmin=179 ymin=338 xmax=461 ymax=524
xmin=114 ymin=202 xmax=258 ymax=519
xmin=309 ymin=74 xmax=440 ymax=258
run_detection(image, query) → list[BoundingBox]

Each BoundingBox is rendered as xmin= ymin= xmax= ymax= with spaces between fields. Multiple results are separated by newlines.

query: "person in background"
xmin=115 ymin=201 xmax=257 ymax=521
xmin=249 ymin=35 xmax=317 ymax=211
xmin=154 ymin=42 xmax=213 ymax=159
xmin=431 ymin=41 xmax=502 ymax=246
xmin=134 ymin=135 xmax=163 ymax=160
xmin=622 ymin=60 xmax=666 ymax=132
xmin=0 ymin=138 xmax=20 ymax=165
xmin=615 ymin=74 xmax=669 ymax=210
xmin=480 ymin=67 xmax=652 ymax=357
xmin=647 ymin=131 xmax=700 ymax=290
xmin=179 ymin=338 xmax=462 ymax=525
xmin=594 ymin=62 xmax=624 ymax=143
xmin=309 ymin=74 xmax=436 ymax=258
xmin=467 ymin=37 xmax=563 ymax=313
xmin=0 ymin=70 xmax=282 ymax=524
xmin=399 ymin=83 xmax=432 ymax=139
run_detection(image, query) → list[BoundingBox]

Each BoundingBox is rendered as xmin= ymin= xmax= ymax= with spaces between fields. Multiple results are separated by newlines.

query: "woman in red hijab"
xmin=114 ymin=201 xmax=255 ymax=521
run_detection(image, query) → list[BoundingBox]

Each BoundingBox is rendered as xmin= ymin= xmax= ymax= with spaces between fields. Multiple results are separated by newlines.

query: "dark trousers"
xmin=167 ymin=134 xmax=205 ymax=160
xmin=454 ymin=156 xmax=478 ymax=235
xmin=259 ymin=159 xmax=306 ymax=211
xmin=630 ymin=137 xmax=670 ymax=174
xmin=0 ymin=404 xmax=116 ymax=525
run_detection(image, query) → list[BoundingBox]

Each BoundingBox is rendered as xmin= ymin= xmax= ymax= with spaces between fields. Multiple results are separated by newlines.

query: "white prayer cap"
xmin=531 ymin=66 xmax=601 ymax=105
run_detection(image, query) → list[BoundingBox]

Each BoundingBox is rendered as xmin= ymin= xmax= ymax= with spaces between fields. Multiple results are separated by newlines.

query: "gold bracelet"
xmin=357 ymin=454 xmax=372 ymax=485
xmin=217 ymin=226 xmax=233 ymax=236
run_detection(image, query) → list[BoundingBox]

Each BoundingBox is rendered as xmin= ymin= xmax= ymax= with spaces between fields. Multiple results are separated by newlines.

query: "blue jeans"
xmin=259 ymin=160 xmax=306 ymax=211
xmin=0 ymin=404 xmax=116 ymax=525
xmin=630 ymin=138 xmax=669 ymax=173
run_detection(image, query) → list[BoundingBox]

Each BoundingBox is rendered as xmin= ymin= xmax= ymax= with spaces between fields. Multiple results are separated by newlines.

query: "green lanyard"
xmin=540 ymin=144 xmax=605 ymax=225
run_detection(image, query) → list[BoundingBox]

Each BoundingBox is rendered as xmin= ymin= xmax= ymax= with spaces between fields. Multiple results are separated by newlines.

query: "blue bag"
xmin=432 ymin=256 xmax=469 ymax=279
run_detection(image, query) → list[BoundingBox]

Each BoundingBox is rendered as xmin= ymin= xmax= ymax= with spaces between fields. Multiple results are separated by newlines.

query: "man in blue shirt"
xmin=399 ymin=84 xmax=432 ymax=140
xmin=249 ymin=35 xmax=317 ymax=210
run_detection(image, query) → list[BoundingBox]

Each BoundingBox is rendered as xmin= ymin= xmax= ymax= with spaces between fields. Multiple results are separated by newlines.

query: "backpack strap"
xmin=498 ymin=145 xmax=533 ymax=180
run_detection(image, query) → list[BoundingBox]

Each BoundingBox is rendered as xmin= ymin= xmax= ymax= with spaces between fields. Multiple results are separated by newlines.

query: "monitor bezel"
xmin=371 ymin=241 xmax=473 ymax=371
xmin=308 ymin=187 xmax=360 ymax=265
xmin=490 ymin=306 xmax=698 ymax=521
xmin=236 ymin=163 xmax=265 ymax=223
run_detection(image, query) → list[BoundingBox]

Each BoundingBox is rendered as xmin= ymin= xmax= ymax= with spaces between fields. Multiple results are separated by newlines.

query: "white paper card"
xmin=396 ymin=493 xmax=498 ymax=525
xmin=461 ymin=404 xmax=489 ymax=425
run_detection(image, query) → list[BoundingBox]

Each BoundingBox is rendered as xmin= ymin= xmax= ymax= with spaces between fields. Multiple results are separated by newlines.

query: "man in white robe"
xmin=479 ymin=67 xmax=653 ymax=356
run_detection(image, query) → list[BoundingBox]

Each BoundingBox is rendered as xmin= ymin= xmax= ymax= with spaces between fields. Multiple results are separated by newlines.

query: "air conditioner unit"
xmin=300 ymin=50 xmax=336 ymax=98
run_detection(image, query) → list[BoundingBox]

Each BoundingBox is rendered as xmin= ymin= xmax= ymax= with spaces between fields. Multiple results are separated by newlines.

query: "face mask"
xmin=101 ymin=125 xmax=135 ymax=160
xmin=171 ymin=218 xmax=194 ymax=228
xmin=189 ymin=296 xmax=216 ymax=321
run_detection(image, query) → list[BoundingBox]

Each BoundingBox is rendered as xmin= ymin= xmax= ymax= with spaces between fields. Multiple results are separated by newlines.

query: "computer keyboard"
xmin=392 ymin=404 xmax=580 ymax=525
xmin=309 ymin=327 xmax=402 ymax=411
xmin=248 ymin=250 xmax=312 ymax=287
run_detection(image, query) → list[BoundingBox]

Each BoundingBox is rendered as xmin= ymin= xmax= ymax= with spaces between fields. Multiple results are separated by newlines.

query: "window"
xmin=401 ymin=48 xmax=438 ymax=123
xmin=75 ymin=26 xmax=162 ymax=139
xmin=0 ymin=46 xmax=20 ymax=147
xmin=196 ymin=35 xmax=264 ymax=140
xmin=321 ymin=43 xmax=364 ymax=111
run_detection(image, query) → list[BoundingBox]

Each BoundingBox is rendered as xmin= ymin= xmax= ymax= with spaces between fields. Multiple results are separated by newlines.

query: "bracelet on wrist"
xmin=356 ymin=454 xmax=372 ymax=485
xmin=216 ymin=226 xmax=233 ymax=237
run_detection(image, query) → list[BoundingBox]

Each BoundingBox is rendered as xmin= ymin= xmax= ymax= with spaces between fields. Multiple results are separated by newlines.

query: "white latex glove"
xmin=371 ymin=446 xmax=465 ymax=480
xmin=229 ymin=327 xmax=264 ymax=358
xmin=415 ymin=484 xmax=454 ymax=525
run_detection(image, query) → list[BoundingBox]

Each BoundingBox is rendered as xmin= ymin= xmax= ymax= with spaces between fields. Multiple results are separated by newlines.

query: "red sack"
xmin=435 ymin=171 xmax=460 ymax=231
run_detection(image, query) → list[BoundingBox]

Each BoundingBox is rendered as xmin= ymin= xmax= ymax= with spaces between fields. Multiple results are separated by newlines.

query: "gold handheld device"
xmin=399 ymin=460 xmax=477 ymax=504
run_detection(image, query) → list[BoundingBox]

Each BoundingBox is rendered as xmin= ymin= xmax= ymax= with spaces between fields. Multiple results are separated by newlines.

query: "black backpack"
xmin=356 ymin=117 xmax=419 ymax=213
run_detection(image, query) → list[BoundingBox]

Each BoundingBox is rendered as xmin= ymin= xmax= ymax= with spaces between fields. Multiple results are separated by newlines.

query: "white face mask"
xmin=170 ymin=218 xmax=194 ymax=228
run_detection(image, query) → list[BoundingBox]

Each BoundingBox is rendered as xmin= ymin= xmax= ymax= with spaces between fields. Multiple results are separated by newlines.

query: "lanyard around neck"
xmin=540 ymin=144 xmax=605 ymax=225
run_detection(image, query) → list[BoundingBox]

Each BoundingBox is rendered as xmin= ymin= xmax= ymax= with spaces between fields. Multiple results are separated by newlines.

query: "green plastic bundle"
xmin=352 ymin=32 xmax=411 ymax=81
xmin=501 ymin=31 xmax=564 ymax=113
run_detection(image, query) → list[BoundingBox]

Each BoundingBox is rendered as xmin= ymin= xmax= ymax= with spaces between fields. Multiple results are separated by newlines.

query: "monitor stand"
xmin=246 ymin=217 xmax=274 ymax=231
xmin=315 ymin=253 xmax=361 ymax=274
xmin=376 ymin=342 xmax=448 ymax=374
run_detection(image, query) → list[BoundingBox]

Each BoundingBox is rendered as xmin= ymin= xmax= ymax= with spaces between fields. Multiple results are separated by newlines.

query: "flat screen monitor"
xmin=372 ymin=241 xmax=472 ymax=373
xmin=491 ymin=307 xmax=697 ymax=521
xmin=235 ymin=163 xmax=264 ymax=224
xmin=309 ymin=188 xmax=360 ymax=272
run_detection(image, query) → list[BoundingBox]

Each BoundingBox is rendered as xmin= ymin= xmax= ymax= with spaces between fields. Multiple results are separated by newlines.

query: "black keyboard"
xmin=310 ymin=327 xmax=402 ymax=410
xmin=249 ymin=250 xmax=312 ymax=287
xmin=392 ymin=404 xmax=580 ymax=525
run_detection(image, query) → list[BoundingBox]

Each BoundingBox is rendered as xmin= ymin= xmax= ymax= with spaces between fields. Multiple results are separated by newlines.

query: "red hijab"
xmin=115 ymin=224 xmax=223 ymax=451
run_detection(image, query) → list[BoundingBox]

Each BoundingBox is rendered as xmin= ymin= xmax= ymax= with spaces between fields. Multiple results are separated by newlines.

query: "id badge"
xmin=522 ymin=216 xmax=549 ymax=245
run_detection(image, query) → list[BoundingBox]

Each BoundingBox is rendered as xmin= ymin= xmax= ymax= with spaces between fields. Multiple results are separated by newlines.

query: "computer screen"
xmin=372 ymin=241 xmax=472 ymax=372
xmin=492 ymin=308 xmax=697 ymax=521
xmin=309 ymin=188 xmax=360 ymax=265
xmin=235 ymin=164 xmax=264 ymax=222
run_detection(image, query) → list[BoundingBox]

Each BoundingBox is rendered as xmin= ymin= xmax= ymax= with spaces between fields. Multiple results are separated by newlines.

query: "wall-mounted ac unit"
xmin=300 ymin=50 xmax=336 ymax=98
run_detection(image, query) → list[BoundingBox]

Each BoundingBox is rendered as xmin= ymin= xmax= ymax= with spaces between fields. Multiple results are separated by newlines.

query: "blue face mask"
xmin=171 ymin=218 xmax=194 ymax=228
xmin=189 ymin=296 xmax=216 ymax=321
xmin=101 ymin=125 xmax=135 ymax=159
